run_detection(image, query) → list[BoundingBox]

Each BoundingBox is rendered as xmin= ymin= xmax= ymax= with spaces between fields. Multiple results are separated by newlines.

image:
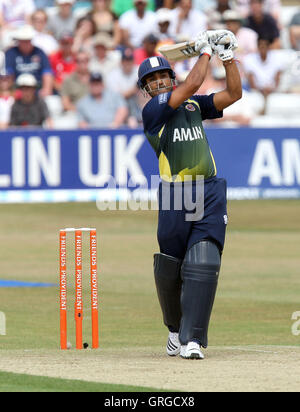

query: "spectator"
xmin=0 ymin=73 xmax=14 ymax=129
xmin=235 ymin=0 xmax=282 ymax=22
xmin=31 ymin=9 xmax=59 ymax=55
xmin=243 ymin=37 xmax=285 ymax=112
xmin=134 ymin=34 xmax=159 ymax=65
xmin=106 ymin=47 xmax=141 ymax=127
xmin=112 ymin=0 xmax=155 ymax=18
xmin=155 ymin=7 xmax=175 ymax=48
xmin=10 ymin=73 xmax=52 ymax=128
xmin=119 ymin=0 xmax=157 ymax=48
xmin=60 ymin=50 xmax=90 ymax=111
xmin=222 ymin=10 xmax=258 ymax=62
xmin=49 ymin=31 xmax=76 ymax=93
xmin=5 ymin=25 xmax=53 ymax=97
xmin=289 ymin=9 xmax=300 ymax=51
xmin=88 ymin=33 xmax=121 ymax=81
xmin=76 ymin=72 xmax=128 ymax=128
xmin=168 ymin=0 xmax=207 ymax=40
xmin=244 ymin=0 xmax=281 ymax=48
xmin=205 ymin=0 xmax=233 ymax=30
xmin=86 ymin=0 xmax=122 ymax=47
xmin=0 ymin=0 xmax=36 ymax=48
xmin=72 ymin=15 xmax=97 ymax=54
xmin=47 ymin=0 xmax=77 ymax=40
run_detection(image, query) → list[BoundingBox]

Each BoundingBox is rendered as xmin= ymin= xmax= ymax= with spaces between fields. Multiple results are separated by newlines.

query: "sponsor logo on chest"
xmin=173 ymin=127 xmax=204 ymax=143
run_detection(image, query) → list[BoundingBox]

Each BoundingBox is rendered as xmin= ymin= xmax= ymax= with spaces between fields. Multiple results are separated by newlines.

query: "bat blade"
xmin=158 ymin=31 xmax=235 ymax=62
xmin=158 ymin=40 xmax=197 ymax=62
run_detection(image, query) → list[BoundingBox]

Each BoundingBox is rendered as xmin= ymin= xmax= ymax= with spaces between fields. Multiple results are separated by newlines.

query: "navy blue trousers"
xmin=157 ymin=177 xmax=228 ymax=260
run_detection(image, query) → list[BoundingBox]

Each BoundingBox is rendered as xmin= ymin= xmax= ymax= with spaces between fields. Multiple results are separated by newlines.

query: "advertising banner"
xmin=0 ymin=128 xmax=299 ymax=202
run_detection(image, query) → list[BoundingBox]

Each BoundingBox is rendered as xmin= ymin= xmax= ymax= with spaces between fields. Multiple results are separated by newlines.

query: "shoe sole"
xmin=180 ymin=352 xmax=204 ymax=360
xmin=189 ymin=352 xmax=203 ymax=360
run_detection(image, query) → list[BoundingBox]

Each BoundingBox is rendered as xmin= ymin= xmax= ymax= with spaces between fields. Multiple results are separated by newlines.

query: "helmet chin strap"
xmin=143 ymin=79 xmax=177 ymax=98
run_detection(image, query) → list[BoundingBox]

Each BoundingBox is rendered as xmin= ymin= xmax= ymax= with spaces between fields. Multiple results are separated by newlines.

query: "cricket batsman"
xmin=138 ymin=31 xmax=242 ymax=359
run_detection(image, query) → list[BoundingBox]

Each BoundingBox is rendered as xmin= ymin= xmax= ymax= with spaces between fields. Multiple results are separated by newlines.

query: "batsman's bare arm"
xmin=213 ymin=60 xmax=242 ymax=111
xmin=168 ymin=54 xmax=210 ymax=109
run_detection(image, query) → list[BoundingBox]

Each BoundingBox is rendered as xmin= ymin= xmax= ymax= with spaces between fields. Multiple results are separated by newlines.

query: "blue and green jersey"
xmin=142 ymin=92 xmax=223 ymax=182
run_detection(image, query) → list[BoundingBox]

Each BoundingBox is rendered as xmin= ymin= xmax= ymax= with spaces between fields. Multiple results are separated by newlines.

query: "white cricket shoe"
xmin=166 ymin=332 xmax=181 ymax=356
xmin=180 ymin=342 xmax=204 ymax=360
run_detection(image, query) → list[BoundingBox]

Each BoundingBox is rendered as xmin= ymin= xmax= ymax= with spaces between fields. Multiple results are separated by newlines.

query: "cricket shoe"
xmin=180 ymin=342 xmax=204 ymax=360
xmin=166 ymin=332 xmax=181 ymax=356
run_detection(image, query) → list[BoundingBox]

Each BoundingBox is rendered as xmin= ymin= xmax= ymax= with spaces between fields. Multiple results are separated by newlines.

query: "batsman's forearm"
xmin=184 ymin=55 xmax=210 ymax=94
xmin=213 ymin=60 xmax=242 ymax=110
xmin=168 ymin=55 xmax=210 ymax=109
xmin=223 ymin=60 xmax=242 ymax=101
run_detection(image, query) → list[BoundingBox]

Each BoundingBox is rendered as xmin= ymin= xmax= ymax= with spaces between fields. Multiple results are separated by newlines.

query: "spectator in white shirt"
xmin=154 ymin=7 xmax=176 ymax=49
xmin=243 ymin=37 xmax=285 ymax=112
xmin=88 ymin=33 xmax=121 ymax=82
xmin=31 ymin=9 xmax=59 ymax=55
xmin=169 ymin=0 xmax=207 ymax=40
xmin=223 ymin=10 xmax=258 ymax=62
xmin=119 ymin=0 xmax=157 ymax=48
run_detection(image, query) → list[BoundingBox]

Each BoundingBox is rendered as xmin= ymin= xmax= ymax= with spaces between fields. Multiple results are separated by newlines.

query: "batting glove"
xmin=194 ymin=31 xmax=213 ymax=58
xmin=208 ymin=30 xmax=238 ymax=61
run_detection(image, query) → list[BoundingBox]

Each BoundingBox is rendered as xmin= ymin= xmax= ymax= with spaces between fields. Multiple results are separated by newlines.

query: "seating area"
xmin=0 ymin=0 xmax=299 ymax=129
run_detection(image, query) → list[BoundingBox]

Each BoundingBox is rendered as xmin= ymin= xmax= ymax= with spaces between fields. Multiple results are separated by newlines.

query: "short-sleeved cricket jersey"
xmin=142 ymin=92 xmax=223 ymax=182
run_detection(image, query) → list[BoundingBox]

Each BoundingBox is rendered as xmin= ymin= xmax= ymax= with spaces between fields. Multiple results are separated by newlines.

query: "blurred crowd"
xmin=0 ymin=0 xmax=300 ymax=129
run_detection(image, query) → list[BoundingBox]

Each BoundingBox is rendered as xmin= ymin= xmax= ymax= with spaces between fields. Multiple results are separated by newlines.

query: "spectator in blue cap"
xmin=76 ymin=72 xmax=128 ymax=128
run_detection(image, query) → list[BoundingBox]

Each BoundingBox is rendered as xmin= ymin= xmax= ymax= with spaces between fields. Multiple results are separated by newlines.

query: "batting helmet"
xmin=138 ymin=56 xmax=176 ymax=89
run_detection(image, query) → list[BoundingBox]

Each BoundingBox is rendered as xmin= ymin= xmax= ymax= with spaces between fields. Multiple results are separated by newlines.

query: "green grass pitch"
xmin=0 ymin=200 xmax=299 ymax=391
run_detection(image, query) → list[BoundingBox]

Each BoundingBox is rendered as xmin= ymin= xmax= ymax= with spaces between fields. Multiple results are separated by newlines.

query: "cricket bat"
xmin=158 ymin=40 xmax=197 ymax=62
xmin=158 ymin=31 xmax=233 ymax=62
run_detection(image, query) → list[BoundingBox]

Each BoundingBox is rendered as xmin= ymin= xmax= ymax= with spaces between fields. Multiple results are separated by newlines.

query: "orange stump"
xmin=59 ymin=230 xmax=67 ymax=350
xmin=90 ymin=230 xmax=99 ymax=349
xmin=59 ymin=228 xmax=99 ymax=350
xmin=75 ymin=230 xmax=83 ymax=350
